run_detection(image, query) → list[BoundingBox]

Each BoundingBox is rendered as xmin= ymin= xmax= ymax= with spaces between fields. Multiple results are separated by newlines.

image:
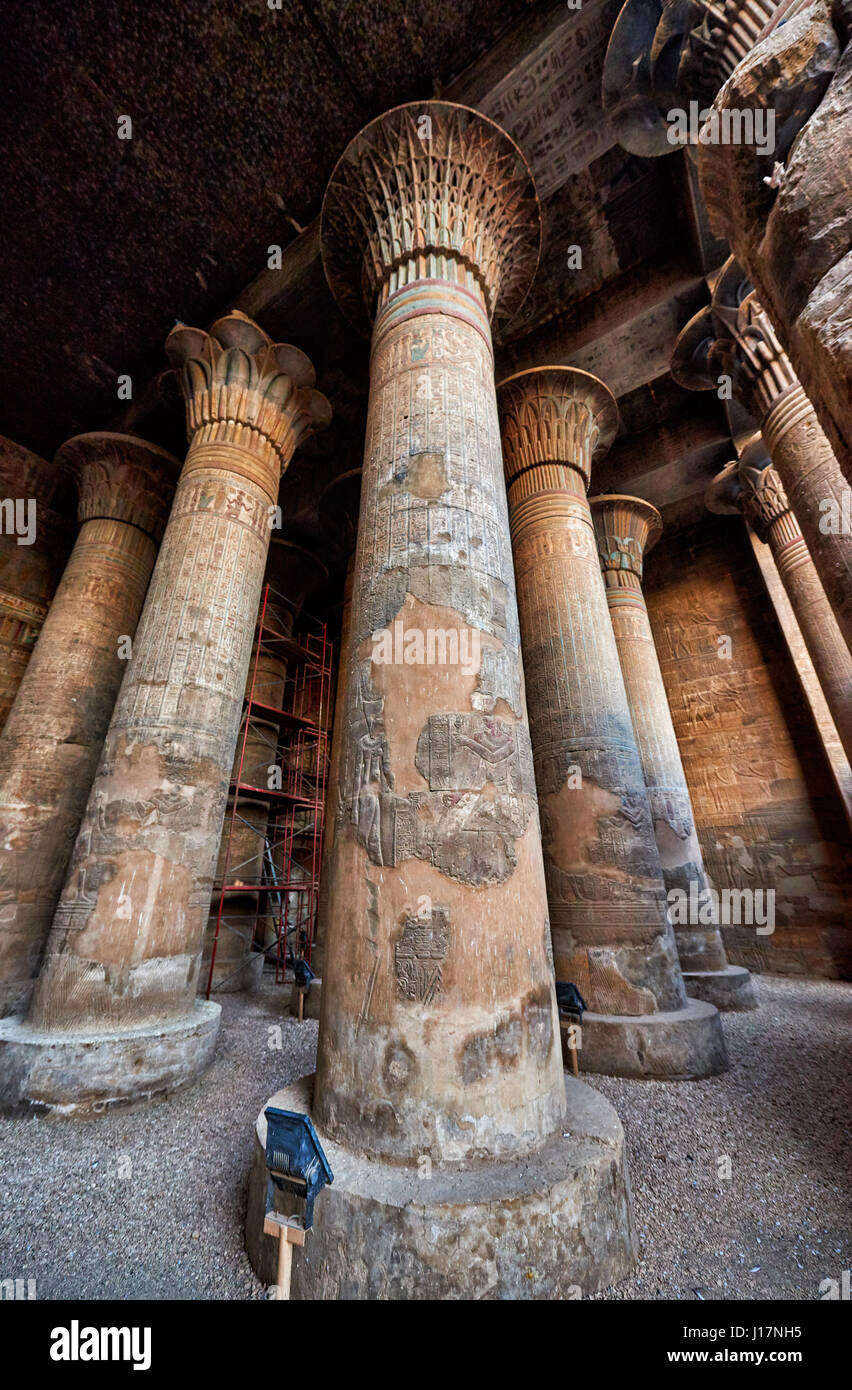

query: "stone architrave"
xmin=0 ymin=312 xmax=330 ymax=1112
xmin=706 ymin=441 xmax=852 ymax=769
xmin=0 ymin=434 xmax=179 ymax=1019
xmin=496 ymin=365 xmax=728 ymax=1071
xmin=246 ymin=102 xmax=637 ymax=1302
xmin=672 ymin=259 xmax=852 ymax=658
xmin=589 ymin=493 xmax=756 ymax=1010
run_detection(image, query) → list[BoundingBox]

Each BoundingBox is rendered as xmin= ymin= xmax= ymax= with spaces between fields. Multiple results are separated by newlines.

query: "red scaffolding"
xmin=205 ymin=584 xmax=333 ymax=997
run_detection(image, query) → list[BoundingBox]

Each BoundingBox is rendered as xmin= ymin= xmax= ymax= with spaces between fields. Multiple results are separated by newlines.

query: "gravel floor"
xmin=0 ymin=973 xmax=848 ymax=1300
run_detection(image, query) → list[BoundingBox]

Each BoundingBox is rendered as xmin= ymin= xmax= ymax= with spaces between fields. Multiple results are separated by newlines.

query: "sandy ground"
xmin=0 ymin=973 xmax=848 ymax=1300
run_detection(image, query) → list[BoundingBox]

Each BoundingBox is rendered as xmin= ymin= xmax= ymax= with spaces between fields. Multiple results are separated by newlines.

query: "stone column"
xmin=246 ymin=102 xmax=636 ymax=1302
xmin=0 ymin=436 xmax=73 ymax=730
xmin=706 ymin=441 xmax=852 ymax=768
xmin=0 ymin=312 xmax=330 ymax=1112
xmin=311 ymin=466 xmax=363 ymax=984
xmin=603 ymin=1 xmax=852 ymax=480
xmin=589 ymin=493 xmax=756 ymax=1011
xmin=496 ymin=366 xmax=727 ymax=1078
xmin=0 ymin=433 xmax=179 ymax=1019
xmin=672 ymin=258 xmax=852 ymax=657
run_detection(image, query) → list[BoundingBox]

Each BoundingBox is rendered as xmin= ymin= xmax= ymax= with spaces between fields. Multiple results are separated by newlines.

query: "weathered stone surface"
xmin=315 ymin=104 xmax=569 ymax=1175
xmin=246 ymin=1073 xmax=636 ymax=1300
xmin=0 ymin=434 xmax=179 ymax=1019
xmin=644 ymin=513 xmax=852 ymax=980
xmin=590 ymin=493 xmax=755 ymax=1009
xmin=497 ymin=366 xmax=728 ymax=1066
xmin=2 ymin=313 xmax=329 ymax=1111
xmin=698 ymin=3 xmax=852 ymax=479
xmin=0 ymin=999 xmax=220 ymax=1114
xmin=707 ymin=441 xmax=852 ymax=768
xmin=0 ymin=437 xmax=73 ymax=732
xmin=672 ymin=259 xmax=852 ymax=658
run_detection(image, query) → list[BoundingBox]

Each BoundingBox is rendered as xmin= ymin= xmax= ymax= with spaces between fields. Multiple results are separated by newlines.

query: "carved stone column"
xmin=0 ymin=312 xmax=330 ymax=1112
xmin=310 ymin=467 xmax=363 ymax=986
xmin=0 ymin=433 xmax=179 ymax=1019
xmin=589 ymin=493 xmax=756 ymax=1011
xmin=496 ymin=366 xmax=727 ymax=1077
xmin=707 ymin=441 xmax=852 ymax=768
xmin=603 ymin=1 xmax=852 ymax=479
xmin=672 ymin=258 xmax=852 ymax=657
xmin=246 ymin=103 xmax=636 ymax=1302
xmin=0 ymin=437 xmax=73 ymax=731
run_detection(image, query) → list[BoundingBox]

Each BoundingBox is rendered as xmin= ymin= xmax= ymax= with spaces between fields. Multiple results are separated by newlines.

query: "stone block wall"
xmin=644 ymin=513 xmax=852 ymax=979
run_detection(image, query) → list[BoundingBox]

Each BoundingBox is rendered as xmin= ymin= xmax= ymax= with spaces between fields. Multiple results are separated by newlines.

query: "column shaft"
xmin=0 ymin=435 xmax=178 ymax=1018
xmin=590 ymin=495 xmax=755 ymax=1011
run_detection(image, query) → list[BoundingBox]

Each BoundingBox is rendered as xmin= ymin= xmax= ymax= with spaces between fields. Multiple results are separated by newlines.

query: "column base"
xmin=245 ymin=1073 xmax=636 ymax=1300
xmin=683 ymin=965 xmax=757 ymax=1012
xmin=578 ymin=998 xmax=728 ymax=1079
xmin=203 ymin=950 xmax=265 ymax=995
xmin=0 ymin=1001 xmax=221 ymax=1114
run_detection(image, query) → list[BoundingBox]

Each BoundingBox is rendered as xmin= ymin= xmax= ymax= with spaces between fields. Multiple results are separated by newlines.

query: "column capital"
xmin=496 ymin=366 xmax=619 ymax=492
xmin=589 ymin=494 xmax=663 ymax=583
xmin=166 ymin=310 xmax=331 ymax=498
xmin=320 ymin=101 xmax=541 ymax=336
xmin=54 ymin=432 xmax=181 ymax=543
xmin=602 ymin=0 xmax=783 ymax=156
xmin=672 ymin=257 xmax=797 ymax=421
xmin=737 ymin=445 xmax=794 ymax=543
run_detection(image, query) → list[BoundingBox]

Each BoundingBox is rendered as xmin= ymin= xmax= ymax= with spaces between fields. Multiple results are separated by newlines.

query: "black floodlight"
xmin=292 ymin=958 xmax=316 ymax=990
xmin=264 ymin=1107 xmax=333 ymax=1230
xmin=555 ymin=981 xmax=587 ymax=1023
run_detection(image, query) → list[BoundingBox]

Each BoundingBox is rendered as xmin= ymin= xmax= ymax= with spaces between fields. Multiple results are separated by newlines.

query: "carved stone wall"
xmin=644 ymin=513 xmax=852 ymax=979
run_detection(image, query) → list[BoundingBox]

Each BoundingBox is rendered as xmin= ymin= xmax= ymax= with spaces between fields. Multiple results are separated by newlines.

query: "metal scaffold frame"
xmin=205 ymin=582 xmax=333 ymax=998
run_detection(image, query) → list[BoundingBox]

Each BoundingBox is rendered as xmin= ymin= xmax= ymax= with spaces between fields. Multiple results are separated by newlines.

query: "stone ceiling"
xmin=1 ymin=0 xmax=736 ymax=549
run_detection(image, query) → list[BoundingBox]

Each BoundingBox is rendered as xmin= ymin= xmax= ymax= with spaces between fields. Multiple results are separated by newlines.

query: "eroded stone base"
xmin=683 ymin=966 xmax=757 ymax=1012
xmin=0 ymin=1001 xmax=221 ymax=1114
xmin=245 ymin=1073 xmax=636 ymax=1299
xmin=578 ymin=999 xmax=728 ymax=1079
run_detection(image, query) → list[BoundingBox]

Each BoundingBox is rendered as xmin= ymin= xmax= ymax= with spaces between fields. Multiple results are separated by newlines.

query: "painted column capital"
xmin=497 ymin=366 xmax=619 ymax=494
xmin=55 ymin=432 xmax=180 ymax=542
xmin=166 ymin=310 xmax=331 ymax=503
xmin=672 ymin=257 xmax=797 ymax=423
xmin=320 ymin=101 xmax=541 ymax=336
xmin=589 ymin=494 xmax=663 ymax=586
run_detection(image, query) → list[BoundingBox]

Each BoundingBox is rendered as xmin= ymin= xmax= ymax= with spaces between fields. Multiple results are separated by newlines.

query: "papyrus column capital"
xmin=55 ymin=432 xmax=180 ymax=543
xmin=672 ymin=258 xmax=798 ymax=423
xmin=320 ymin=101 xmax=541 ymax=336
xmin=589 ymin=494 xmax=663 ymax=586
xmin=497 ymin=366 xmax=619 ymax=495
xmin=166 ymin=310 xmax=331 ymax=502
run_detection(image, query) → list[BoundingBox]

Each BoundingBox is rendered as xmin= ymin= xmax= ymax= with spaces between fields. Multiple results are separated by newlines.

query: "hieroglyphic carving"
xmin=673 ymin=258 xmax=852 ymax=657
xmin=498 ymin=367 xmax=688 ymax=1017
xmin=29 ymin=316 xmax=329 ymax=1035
xmin=394 ymin=907 xmax=450 ymax=1004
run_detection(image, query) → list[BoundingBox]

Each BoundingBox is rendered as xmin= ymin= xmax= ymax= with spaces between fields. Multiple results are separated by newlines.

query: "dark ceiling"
xmin=1 ymin=0 xmax=734 ymax=542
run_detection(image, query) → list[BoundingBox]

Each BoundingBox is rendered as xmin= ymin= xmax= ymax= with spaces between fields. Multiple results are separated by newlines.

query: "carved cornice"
xmin=320 ymin=102 xmax=541 ymax=337
xmin=165 ymin=311 xmax=331 ymax=487
xmin=589 ymin=495 xmax=663 ymax=583
xmin=54 ymin=433 xmax=180 ymax=543
xmin=496 ymin=366 xmax=619 ymax=494
xmin=671 ymin=256 xmax=797 ymax=420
